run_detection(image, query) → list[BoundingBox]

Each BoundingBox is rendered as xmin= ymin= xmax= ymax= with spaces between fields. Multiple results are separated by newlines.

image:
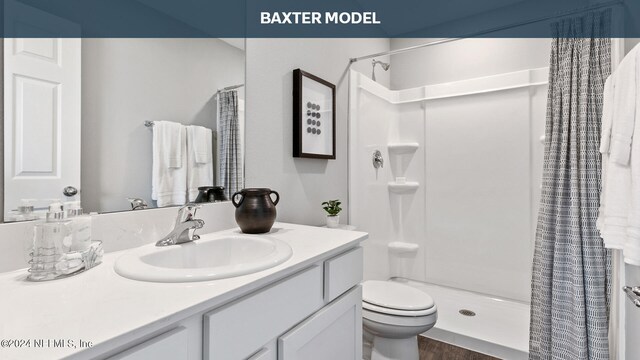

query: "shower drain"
xmin=459 ymin=309 xmax=476 ymax=317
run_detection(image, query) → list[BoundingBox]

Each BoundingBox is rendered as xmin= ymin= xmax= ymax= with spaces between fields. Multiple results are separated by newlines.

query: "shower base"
xmin=393 ymin=279 xmax=529 ymax=360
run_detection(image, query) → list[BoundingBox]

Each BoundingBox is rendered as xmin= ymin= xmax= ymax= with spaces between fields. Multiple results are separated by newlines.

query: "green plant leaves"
xmin=322 ymin=199 xmax=342 ymax=216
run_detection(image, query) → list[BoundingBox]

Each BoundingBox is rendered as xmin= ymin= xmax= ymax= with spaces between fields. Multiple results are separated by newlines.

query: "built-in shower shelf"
xmin=388 ymin=142 xmax=420 ymax=154
xmin=388 ymin=181 xmax=419 ymax=193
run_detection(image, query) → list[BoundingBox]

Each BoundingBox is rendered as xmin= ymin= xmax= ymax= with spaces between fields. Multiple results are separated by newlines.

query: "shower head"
xmin=371 ymin=59 xmax=390 ymax=82
xmin=375 ymin=60 xmax=390 ymax=71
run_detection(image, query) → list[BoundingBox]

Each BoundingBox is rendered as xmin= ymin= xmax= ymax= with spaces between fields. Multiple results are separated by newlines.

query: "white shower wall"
xmin=424 ymin=86 xmax=544 ymax=301
xmin=350 ymin=65 xmax=547 ymax=302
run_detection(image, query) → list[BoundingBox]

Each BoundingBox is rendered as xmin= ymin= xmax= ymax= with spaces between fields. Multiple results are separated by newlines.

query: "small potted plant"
xmin=322 ymin=199 xmax=342 ymax=228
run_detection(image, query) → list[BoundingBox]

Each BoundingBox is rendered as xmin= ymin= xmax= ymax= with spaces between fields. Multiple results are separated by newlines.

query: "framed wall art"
xmin=293 ymin=69 xmax=336 ymax=159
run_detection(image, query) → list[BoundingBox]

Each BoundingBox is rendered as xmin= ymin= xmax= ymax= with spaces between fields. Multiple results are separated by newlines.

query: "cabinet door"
xmin=278 ymin=286 xmax=362 ymax=360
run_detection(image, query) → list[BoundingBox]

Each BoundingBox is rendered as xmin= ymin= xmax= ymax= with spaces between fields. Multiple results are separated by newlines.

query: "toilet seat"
xmin=362 ymin=280 xmax=436 ymax=317
xmin=363 ymin=307 xmax=437 ymax=328
xmin=363 ymin=301 xmax=437 ymax=317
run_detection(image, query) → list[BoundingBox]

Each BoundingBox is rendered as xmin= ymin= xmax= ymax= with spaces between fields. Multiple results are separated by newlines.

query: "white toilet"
xmin=362 ymin=281 xmax=437 ymax=360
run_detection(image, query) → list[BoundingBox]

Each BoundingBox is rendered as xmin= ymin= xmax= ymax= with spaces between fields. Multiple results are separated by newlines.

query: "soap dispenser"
xmin=64 ymin=201 xmax=91 ymax=252
xmin=29 ymin=202 xmax=72 ymax=281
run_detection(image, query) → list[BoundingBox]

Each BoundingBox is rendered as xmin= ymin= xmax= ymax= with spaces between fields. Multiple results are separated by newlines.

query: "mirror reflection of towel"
xmin=187 ymin=125 xmax=213 ymax=201
xmin=188 ymin=125 xmax=212 ymax=164
xmin=151 ymin=121 xmax=187 ymax=207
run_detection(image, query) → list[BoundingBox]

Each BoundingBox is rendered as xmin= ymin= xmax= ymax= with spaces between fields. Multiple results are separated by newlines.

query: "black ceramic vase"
xmin=232 ymin=188 xmax=279 ymax=234
xmin=194 ymin=186 xmax=227 ymax=203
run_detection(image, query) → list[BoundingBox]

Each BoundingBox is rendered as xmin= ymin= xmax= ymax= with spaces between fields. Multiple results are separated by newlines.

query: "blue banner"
xmin=1 ymin=0 xmax=637 ymax=38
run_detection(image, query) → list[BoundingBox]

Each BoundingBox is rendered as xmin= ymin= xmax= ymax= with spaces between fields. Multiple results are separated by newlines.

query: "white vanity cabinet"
xmin=107 ymin=246 xmax=363 ymax=360
xmin=204 ymin=246 xmax=363 ymax=360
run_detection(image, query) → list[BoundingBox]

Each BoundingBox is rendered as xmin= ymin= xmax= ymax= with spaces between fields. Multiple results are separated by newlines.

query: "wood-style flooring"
xmin=418 ymin=336 xmax=501 ymax=360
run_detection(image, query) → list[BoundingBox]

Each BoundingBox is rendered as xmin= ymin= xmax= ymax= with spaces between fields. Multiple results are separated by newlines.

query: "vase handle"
xmin=232 ymin=192 xmax=244 ymax=208
xmin=270 ymin=190 xmax=280 ymax=206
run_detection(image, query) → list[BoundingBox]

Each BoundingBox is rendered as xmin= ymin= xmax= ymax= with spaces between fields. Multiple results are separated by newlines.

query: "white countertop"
xmin=0 ymin=223 xmax=367 ymax=360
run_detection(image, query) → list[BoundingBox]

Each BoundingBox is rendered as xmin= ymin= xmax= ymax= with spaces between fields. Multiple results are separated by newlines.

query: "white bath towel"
xmin=152 ymin=121 xmax=187 ymax=207
xmin=599 ymin=75 xmax=631 ymax=250
xmin=186 ymin=125 xmax=213 ymax=201
xmin=599 ymin=43 xmax=640 ymax=264
xmin=626 ymin=45 xmax=640 ymax=265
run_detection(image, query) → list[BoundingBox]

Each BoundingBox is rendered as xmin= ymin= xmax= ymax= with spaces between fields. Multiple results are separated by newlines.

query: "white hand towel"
xmin=186 ymin=125 xmax=213 ymax=201
xmin=155 ymin=121 xmax=184 ymax=168
xmin=152 ymin=121 xmax=187 ymax=207
xmin=187 ymin=126 xmax=212 ymax=164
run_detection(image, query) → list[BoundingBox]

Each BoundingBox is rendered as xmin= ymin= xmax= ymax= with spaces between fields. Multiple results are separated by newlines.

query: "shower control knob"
xmin=63 ymin=186 xmax=78 ymax=197
xmin=372 ymin=150 xmax=384 ymax=169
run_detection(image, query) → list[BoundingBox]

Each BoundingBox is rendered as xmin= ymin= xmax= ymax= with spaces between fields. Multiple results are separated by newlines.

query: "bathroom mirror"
xmin=2 ymin=38 xmax=246 ymax=222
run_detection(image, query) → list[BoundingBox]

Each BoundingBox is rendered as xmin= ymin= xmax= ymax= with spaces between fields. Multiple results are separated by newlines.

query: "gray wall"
xmin=81 ymin=39 xmax=244 ymax=213
xmin=390 ymin=38 xmax=551 ymax=88
xmin=626 ymin=38 xmax=640 ymax=52
xmin=244 ymin=38 xmax=390 ymax=226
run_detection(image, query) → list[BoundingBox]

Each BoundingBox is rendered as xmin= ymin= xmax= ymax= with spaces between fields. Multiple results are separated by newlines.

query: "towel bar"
xmin=623 ymin=286 xmax=640 ymax=307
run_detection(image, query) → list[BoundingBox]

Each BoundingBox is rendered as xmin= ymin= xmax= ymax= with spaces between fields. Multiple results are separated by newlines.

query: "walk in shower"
xmin=349 ymin=38 xmax=551 ymax=359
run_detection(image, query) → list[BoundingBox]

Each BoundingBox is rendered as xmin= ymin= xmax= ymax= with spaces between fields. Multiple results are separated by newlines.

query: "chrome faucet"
xmin=156 ymin=203 xmax=205 ymax=247
xmin=127 ymin=197 xmax=148 ymax=210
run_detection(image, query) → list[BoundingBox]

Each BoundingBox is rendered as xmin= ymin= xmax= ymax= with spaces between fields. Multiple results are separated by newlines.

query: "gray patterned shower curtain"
xmin=529 ymin=10 xmax=612 ymax=360
xmin=218 ymin=90 xmax=244 ymax=199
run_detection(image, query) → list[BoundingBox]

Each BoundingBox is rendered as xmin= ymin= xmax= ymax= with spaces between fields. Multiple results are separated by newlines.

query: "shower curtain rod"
xmin=349 ymin=0 xmax=623 ymax=63
xmin=216 ymin=84 xmax=244 ymax=94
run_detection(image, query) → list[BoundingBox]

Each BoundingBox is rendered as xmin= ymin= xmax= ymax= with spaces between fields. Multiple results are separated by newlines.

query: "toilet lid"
xmin=362 ymin=280 xmax=435 ymax=311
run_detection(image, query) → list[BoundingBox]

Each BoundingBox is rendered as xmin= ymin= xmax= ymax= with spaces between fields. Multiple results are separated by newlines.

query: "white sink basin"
xmin=114 ymin=233 xmax=293 ymax=282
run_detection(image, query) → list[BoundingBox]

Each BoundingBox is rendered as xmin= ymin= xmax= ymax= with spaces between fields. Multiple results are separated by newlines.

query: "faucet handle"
xmin=178 ymin=203 xmax=201 ymax=221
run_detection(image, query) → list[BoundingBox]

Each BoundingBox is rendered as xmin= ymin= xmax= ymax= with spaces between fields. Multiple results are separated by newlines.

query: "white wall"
xmin=348 ymin=73 xmax=403 ymax=282
xmin=390 ymin=38 xmax=550 ymax=88
xmin=81 ymin=38 xmax=244 ymax=213
xmin=244 ymin=38 xmax=390 ymax=226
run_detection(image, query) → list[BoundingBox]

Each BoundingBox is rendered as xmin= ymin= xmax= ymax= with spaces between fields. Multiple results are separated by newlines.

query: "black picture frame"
xmin=293 ymin=69 xmax=336 ymax=159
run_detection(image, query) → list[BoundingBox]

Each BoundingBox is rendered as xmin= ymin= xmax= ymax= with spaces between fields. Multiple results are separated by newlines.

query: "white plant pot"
xmin=326 ymin=215 xmax=340 ymax=228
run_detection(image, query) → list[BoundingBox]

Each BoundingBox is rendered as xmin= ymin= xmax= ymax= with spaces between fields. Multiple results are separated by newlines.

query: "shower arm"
xmin=372 ymin=61 xmax=378 ymax=81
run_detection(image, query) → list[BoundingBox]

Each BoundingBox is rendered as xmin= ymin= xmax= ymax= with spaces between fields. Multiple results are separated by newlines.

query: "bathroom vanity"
xmin=0 ymin=223 xmax=366 ymax=360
